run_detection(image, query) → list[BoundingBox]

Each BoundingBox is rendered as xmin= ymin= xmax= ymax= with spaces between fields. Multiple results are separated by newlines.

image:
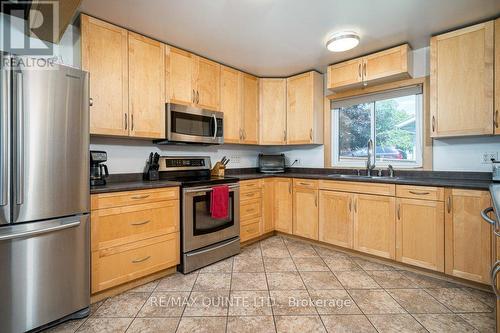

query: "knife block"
xmin=143 ymin=162 xmax=159 ymax=181
xmin=210 ymin=162 xmax=225 ymax=177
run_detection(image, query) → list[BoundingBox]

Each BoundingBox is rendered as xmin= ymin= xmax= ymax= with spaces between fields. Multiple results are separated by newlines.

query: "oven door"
xmin=183 ymin=184 xmax=239 ymax=252
xmin=167 ymin=103 xmax=223 ymax=144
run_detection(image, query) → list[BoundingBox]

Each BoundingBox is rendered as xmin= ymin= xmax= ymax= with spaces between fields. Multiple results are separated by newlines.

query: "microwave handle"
xmin=212 ymin=114 xmax=218 ymax=140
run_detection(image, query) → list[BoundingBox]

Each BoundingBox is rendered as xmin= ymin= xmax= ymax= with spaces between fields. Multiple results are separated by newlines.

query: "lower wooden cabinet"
xmin=354 ymin=194 xmax=396 ymax=259
xmin=274 ymin=178 xmax=293 ymax=234
xmin=445 ymin=189 xmax=492 ymax=284
xmin=240 ymin=218 xmax=261 ymax=242
xmin=239 ymin=180 xmax=263 ymax=242
xmin=292 ymin=180 xmax=319 ymax=240
xmin=91 ymin=187 xmax=180 ymax=294
xmin=396 ymin=198 xmax=445 ymax=272
xmin=319 ymin=190 xmax=354 ymax=249
xmin=262 ymin=178 xmax=275 ymax=233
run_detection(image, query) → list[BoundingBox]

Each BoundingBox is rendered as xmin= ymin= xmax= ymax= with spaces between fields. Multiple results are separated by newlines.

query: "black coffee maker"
xmin=90 ymin=150 xmax=109 ymax=186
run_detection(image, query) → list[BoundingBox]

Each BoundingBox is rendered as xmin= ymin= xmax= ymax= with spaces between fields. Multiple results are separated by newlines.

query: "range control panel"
xmin=159 ymin=156 xmax=211 ymax=171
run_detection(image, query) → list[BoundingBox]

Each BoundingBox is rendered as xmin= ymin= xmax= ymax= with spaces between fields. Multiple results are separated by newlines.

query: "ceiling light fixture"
xmin=326 ymin=31 xmax=360 ymax=52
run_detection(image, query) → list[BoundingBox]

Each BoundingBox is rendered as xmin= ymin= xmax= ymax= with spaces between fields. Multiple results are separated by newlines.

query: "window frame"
xmin=331 ymin=84 xmax=424 ymax=169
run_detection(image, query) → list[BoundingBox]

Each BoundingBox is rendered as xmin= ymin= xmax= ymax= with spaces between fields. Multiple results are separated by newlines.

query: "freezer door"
xmin=0 ymin=54 xmax=11 ymax=225
xmin=13 ymin=62 xmax=90 ymax=223
xmin=0 ymin=214 xmax=90 ymax=333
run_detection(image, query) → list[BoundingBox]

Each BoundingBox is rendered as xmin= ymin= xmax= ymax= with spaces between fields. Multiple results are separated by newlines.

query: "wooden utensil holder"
xmin=211 ymin=162 xmax=225 ymax=177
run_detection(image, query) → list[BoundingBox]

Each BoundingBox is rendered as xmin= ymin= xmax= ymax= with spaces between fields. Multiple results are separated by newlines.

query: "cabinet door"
xmin=396 ymin=198 xmax=444 ymax=272
xmin=430 ymin=21 xmax=494 ymax=137
xmin=327 ymin=59 xmax=363 ymax=90
xmin=128 ymin=33 xmax=165 ymax=138
xmin=293 ymin=187 xmax=319 ymax=240
xmin=495 ymin=19 xmax=500 ymax=135
xmin=363 ymin=44 xmax=410 ymax=82
xmin=220 ymin=66 xmax=241 ymax=143
xmin=262 ymin=178 xmax=275 ymax=234
xmin=81 ymin=15 xmax=128 ymax=136
xmin=260 ymin=78 xmax=287 ymax=144
xmin=194 ymin=57 xmax=220 ymax=111
xmin=319 ymin=190 xmax=353 ymax=248
xmin=241 ymin=73 xmax=259 ymax=144
xmin=445 ymin=189 xmax=492 ymax=283
xmin=166 ymin=47 xmax=194 ymax=106
xmin=274 ymin=178 xmax=293 ymax=234
xmin=354 ymin=194 xmax=396 ymax=259
xmin=287 ymin=72 xmax=314 ymax=144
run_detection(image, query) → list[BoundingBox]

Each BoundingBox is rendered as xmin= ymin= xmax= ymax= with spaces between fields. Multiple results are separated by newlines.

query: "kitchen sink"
xmin=327 ymin=174 xmax=399 ymax=180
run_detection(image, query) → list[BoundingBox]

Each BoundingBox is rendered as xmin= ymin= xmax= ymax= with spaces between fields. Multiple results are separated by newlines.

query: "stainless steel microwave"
xmin=155 ymin=103 xmax=224 ymax=145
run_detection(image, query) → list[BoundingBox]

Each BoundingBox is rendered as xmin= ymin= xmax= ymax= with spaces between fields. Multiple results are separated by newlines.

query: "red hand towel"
xmin=210 ymin=185 xmax=229 ymax=219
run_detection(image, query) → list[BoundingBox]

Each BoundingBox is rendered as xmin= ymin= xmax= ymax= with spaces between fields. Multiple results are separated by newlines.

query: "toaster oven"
xmin=258 ymin=154 xmax=286 ymax=173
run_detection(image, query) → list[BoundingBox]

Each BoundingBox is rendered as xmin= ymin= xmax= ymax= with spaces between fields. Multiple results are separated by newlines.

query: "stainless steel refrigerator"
xmin=0 ymin=53 xmax=90 ymax=333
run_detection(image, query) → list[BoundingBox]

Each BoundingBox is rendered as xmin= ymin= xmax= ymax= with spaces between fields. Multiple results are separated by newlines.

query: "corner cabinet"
xmin=430 ymin=21 xmax=495 ymax=137
xmin=327 ymin=44 xmax=412 ymax=91
xmin=81 ymin=15 xmax=129 ymax=136
xmin=260 ymin=79 xmax=287 ymax=145
xmin=286 ymin=72 xmax=324 ymax=144
xmin=274 ymin=178 xmax=293 ymax=234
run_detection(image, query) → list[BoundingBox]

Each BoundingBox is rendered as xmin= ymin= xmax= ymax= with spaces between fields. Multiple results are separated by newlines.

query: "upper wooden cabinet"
xmin=81 ymin=15 xmax=129 ymax=136
xmin=495 ymin=19 xmax=500 ymax=135
xmin=430 ymin=21 xmax=495 ymax=137
xmin=128 ymin=32 xmax=165 ymax=138
xmin=260 ymin=79 xmax=287 ymax=145
xmin=445 ymin=189 xmax=492 ymax=284
xmin=274 ymin=178 xmax=293 ymax=234
xmin=286 ymin=71 xmax=324 ymax=144
xmin=327 ymin=44 xmax=412 ymax=91
xmin=241 ymin=73 xmax=260 ymax=144
xmin=220 ymin=66 xmax=241 ymax=143
xmin=165 ymin=47 xmax=220 ymax=111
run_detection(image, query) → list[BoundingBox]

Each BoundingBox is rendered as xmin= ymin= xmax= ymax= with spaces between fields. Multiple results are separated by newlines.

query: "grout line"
xmin=260 ymin=236 xmax=278 ymax=333
xmin=174 ymin=272 xmax=200 ymax=333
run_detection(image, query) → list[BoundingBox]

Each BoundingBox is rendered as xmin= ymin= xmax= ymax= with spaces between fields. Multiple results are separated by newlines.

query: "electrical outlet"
xmin=481 ymin=152 xmax=498 ymax=164
xmin=294 ymin=159 xmax=302 ymax=166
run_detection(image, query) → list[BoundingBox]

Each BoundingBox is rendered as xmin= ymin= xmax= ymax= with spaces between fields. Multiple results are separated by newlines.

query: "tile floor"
xmin=45 ymin=235 xmax=496 ymax=333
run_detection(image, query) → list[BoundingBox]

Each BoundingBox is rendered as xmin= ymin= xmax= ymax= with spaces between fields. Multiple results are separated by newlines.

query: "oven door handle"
xmin=185 ymin=237 xmax=240 ymax=257
xmin=184 ymin=184 xmax=239 ymax=193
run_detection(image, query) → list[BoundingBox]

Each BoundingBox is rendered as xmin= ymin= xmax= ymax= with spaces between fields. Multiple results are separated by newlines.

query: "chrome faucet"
xmin=366 ymin=139 xmax=375 ymax=176
xmin=387 ymin=164 xmax=395 ymax=178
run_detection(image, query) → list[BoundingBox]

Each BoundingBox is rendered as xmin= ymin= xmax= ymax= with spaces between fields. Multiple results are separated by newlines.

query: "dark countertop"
xmin=490 ymin=184 xmax=500 ymax=222
xmin=90 ymin=179 xmax=181 ymax=194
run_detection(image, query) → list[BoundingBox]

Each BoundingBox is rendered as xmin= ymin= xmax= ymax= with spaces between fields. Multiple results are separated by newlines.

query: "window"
xmin=332 ymin=85 xmax=423 ymax=168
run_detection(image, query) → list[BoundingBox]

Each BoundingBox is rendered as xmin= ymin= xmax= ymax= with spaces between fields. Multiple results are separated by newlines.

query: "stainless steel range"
xmin=158 ymin=156 xmax=240 ymax=273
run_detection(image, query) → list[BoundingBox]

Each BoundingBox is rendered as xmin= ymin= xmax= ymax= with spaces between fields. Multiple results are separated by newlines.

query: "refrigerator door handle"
xmin=0 ymin=217 xmax=81 ymax=241
xmin=0 ymin=65 xmax=9 ymax=207
xmin=15 ymin=72 xmax=24 ymax=205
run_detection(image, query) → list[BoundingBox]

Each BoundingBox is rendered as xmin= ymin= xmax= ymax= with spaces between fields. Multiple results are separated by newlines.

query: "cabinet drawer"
xmin=241 ymin=189 xmax=261 ymax=201
xmin=240 ymin=179 xmax=262 ymax=192
xmin=396 ymin=185 xmax=444 ymax=201
xmin=91 ymin=200 xmax=180 ymax=251
xmin=293 ymin=178 xmax=319 ymax=189
xmin=319 ymin=180 xmax=395 ymax=196
xmin=240 ymin=219 xmax=261 ymax=242
xmin=92 ymin=233 xmax=179 ymax=293
xmin=92 ymin=188 xmax=179 ymax=210
xmin=240 ymin=199 xmax=261 ymax=220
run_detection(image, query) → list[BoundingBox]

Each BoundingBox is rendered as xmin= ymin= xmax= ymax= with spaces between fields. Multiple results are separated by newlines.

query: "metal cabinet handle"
xmin=132 ymin=256 xmax=151 ymax=264
xmin=490 ymin=261 xmax=500 ymax=297
xmin=246 ymin=208 xmax=255 ymax=213
xmin=432 ymin=116 xmax=436 ymax=132
xmin=299 ymin=182 xmax=310 ymax=186
xmin=358 ymin=63 xmax=361 ymax=79
xmin=131 ymin=114 xmax=134 ymax=131
xmin=245 ymin=193 xmax=255 ymax=198
xmin=315 ymin=195 xmax=318 ymax=207
xmin=196 ymin=91 xmax=200 ymax=104
xmin=354 ymin=198 xmax=357 ymax=213
xmin=409 ymin=191 xmax=430 ymax=196
xmin=309 ymin=129 xmax=313 ymax=140
xmin=283 ymin=130 xmax=287 ymax=142
xmin=131 ymin=220 xmax=150 ymax=226
xmin=397 ymin=203 xmax=401 ymax=220
xmin=131 ymin=194 xmax=150 ymax=199
xmin=15 ymin=72 xmax=24 ymax=205
xmin=349 ymin=198 xmax=352 ymax=212
xmin=192 ymin=89 xmax=195 ymax=103
xmin=89 ymin=97 xmax=94 ymax=107
xmin=289 ymin=182 xmax=292 ymax=194
xmin=363 ymin=62 xmax=367 ymax=77
xmin=446 ymin=196 xmax=451 ymax=214
xmin=495 ymin=110 xmax=499 ymax=129
xmin=124 ymin=113 xmax=128 ymax=130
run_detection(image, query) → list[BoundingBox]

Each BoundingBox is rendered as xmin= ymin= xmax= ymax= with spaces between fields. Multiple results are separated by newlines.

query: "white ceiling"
xmin=79 ymin=0 xmax=500 ymax=77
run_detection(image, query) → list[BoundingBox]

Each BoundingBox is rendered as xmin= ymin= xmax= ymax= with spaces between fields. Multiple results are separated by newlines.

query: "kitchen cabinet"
xmin=286 ymin=71 xmax=324 ymax=144
xmin=327 ymin=44 xmax=412 ymax=91
xmin=354 ymin=194 xmax=396 ymax=259
xmin=90 ymin=187 xmax=180 ymax=294
xmin=396 ymin=198 xmax=445 ymax=272
xmin=292 ymin=179 xmax=319 ymax=240
xmin=262 ymin=178 xmax=275 ymax=234
xmin=241 ymin=73 xmax=260 ymax=144
xmin=220 ymin=66 xmax=241 ymax=143
xmin=495 ymin=18 xmax=500 ymax=135
xmin=166 ymin=47 xmax=220 ymax=111
xmin=239 ymin=180 xmax=263 ymax=243
xmin=81 ymin=15 xmax=129 ymax=136
xmin=128 ymin=32 xmax=165 ymax=138
xmin=274 ymin=178 xmax=293 ymax=234
xmin=319 ymin=190 xmax=353 ymax=249
xmin=260 ymin=79 xmax=287 ymax=144
xmin=444 ymin=189 xmax=492 ymax=284
xmin=430 ymin=21 xmax=494 ymax=137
